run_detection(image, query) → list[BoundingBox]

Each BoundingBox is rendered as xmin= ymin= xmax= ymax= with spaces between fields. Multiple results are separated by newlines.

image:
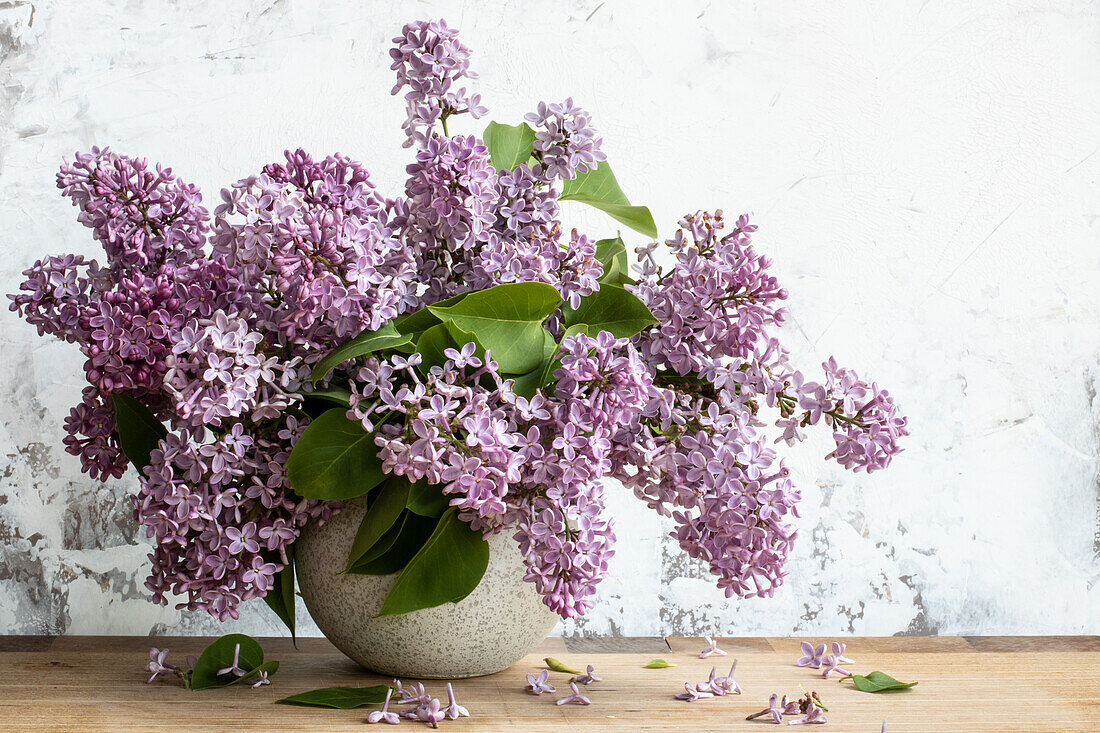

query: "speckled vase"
xmin=296 ymin=496 xmax=560 ymax=678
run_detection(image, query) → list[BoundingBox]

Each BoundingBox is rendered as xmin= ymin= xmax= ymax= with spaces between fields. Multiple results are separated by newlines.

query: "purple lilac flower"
xmin=556 ymin=681 xmax=591 ymax=706
xmin=367 ymin=688 xmax=401 ymax=724
xmin=526 ymin=669 xmax=556 ymax=695
xmin=715 ymin=661 xmax=742 ymax=695
xmin=524 ymin=98 xmax=606 ymax=181
xmin=443 ymin=682 xmax=469 ymax=719
xmin=251 ymin=670 xmax=271 ymax=688
xmin=572 ymin=665 xmax=601 ymax=686
xmin=699 ymin=636 xmax=727 ymax=659
xmin=416 ymin=697 xmax=446 ymax=727
xmin=216 ymin=643 xmax=246 ymax=677
xmin=820 ymin=654 xmax=849 ymax=680
xmin=674 ymin=682 xmax=713 ymax=702
xmin=145 ymin=647 xmax=175 ymax=683
xmin=390 ymin=19 xmax=487 ymax=147
xmin=797 ymin=642 xmax=826 ymax=669
xmin=746 ymin=694 xmax=800 ymax=723
xmin=787 ymin=706 xmax=828 ymax=725
xmin=831 ymin=642 xmax=854 ymax=664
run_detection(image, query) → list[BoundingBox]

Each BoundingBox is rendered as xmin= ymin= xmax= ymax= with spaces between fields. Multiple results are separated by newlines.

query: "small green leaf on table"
xmin=563 ymin=283 xmax=657 ymax=339
xmin=377 ymin=507 xmax=490 ymax=616
xmin=426 ymin=282 xmax=563 ymax=374
xmin=543 ymin=657 xmax=582 ymax=674
xmin=311 ymin=321 xmax=413 ymax=386
xmin=643 ymin=658 xmax=677 ymax=668
xmin=275 ymin=685 xmax=391 ymax=709
xmin=839 ymin=671 xmax=919 ymax=692
xmin=482 ymin=121 xmax=537 ymax=170
xmin=190 ymin=634 xmax=272 ymax=690
xmin=344 ymin=476 xmax=412 ymax=571
xmin=111 ymin=393 xmax=167 ymax=471
xmin=559 ymin=162 xmax=658 ymax=239
xmin=285 ymin=409 xmax=387 ymax=501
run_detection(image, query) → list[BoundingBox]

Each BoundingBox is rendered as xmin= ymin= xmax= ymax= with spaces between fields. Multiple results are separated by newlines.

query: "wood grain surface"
xmin=0 ymin=636 xmax=1096 ymax=731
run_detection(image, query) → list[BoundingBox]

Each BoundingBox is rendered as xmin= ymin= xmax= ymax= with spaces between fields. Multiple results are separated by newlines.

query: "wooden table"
xmin=1 ymin=635 xmax=1097 ymax=731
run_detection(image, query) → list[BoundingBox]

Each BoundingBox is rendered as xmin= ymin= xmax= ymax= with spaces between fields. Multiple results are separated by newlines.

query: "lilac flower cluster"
xmin=389 ymin=679 xmax=470 ymax=724
xmin=525 ymin=98 xmax=607 ymax=181
xmin=747 ymin=692 xmax=828 ymax=725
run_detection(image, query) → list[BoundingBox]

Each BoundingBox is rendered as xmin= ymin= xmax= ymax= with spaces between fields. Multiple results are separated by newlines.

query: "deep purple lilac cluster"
xmin=10 ymin=18 xmax=907 ymax=624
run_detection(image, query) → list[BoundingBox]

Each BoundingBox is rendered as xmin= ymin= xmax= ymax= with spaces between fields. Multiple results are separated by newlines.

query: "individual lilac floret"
xmin=216 ymin=643 xmax=246 ymax=677
xmin=674 ymin=682 xmax=714 ymax=702
xmin=712 ymin=661 xmax=742 ymax=695
xmin=787 ymin=706 xmax=828 ymax=725
xmin=556 ymin=681 xmax=591 ymax=706
xmin=830 ymin=641 xmax=854 ymax=664
xmin=416 ymin=697 xmax=446 ymax=727
xmin=250 ymin=670 xmax=270 ymax=688
xmin=699 ymin=636 xmax=727 ymax=659
xmin=397 ymin=681 xmax=429 ymax=705
xmin=367 ymin=688 xmax=401 ymax=725
xmin=572 ymin=665 xmax=601 ymax=686
xmin=746 ymin=694 xmax=800 ymax=723
xmin=797 ymin=642 xmax=826 ymax=669
xmin=145 ymin=647 xmax=175 ymax=683
xmin=820 ymin=654 xmax=850 ymax=680
xmin=525 ymin=669 xmax=556 ymax=695
xmin=443 ymin=682 xmax=469 ymax=719
xmin=524 ymin=98 xmax=606 ymax=181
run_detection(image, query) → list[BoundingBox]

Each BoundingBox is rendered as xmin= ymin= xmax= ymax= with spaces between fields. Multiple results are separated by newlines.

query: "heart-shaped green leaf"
xmin=344 ymin=477 xmax=411 ymax=571
xmin=392 ymin=292 xmax=470 ymax=335
xmin=594 ymin=236 xmax=634 ymax=285
xmin=505 ymin=328 xmax=558 ymax=399
xmin=839 ymin=671 xmax=919 ymax=692
xmin=190 ymin=634 xmax=268 ymax=690
xmin=482 ymin=121 xmax=537 ymax=170
xmin=427 ymin=282 xmax=562 ymax=373
xmin=563 ymin=283 xmax=657 ymax=339
xmin=560 ymin=162 xmax=657 ymax=238
xmin=276 ymin=685 xmax=391 ymax=709
xmin=643 ymin=658 xmax=677 ymax=668
xmin=286 ymin=409 xmax=387 ymax=501
xmin=377 ymin=508 xmax=489 ymax=615
xmin=414 ymin=321 xmax=486 ymax=373
xmin=303 ymin=386 xmax=353 ymax=408
xmin=346 ymin=511 xmax=438 ymax=576
xmin=261 ymin=546 xmax=296 ymax=642
xmin=111 ymin=393 xmax=167 ymax=471
xmin=311 ymin=322 xmax=413 ymax=386
xmin=407 ymin=480 xmax=450 ymax=518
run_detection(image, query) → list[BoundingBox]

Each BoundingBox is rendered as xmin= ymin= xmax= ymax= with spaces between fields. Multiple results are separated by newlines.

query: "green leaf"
xmin=594 ymin=236 xmax=634 ymax=285
xmin=560 ymin=162 xmax=657 ymax=238
xmin=427 ymin=282 xmax=563 ymax=373
xmin=311 ymin=322 xmax=413 ymax=386
xmin=110 ymin=393 xmax=167 ymax=471
xmin=344 ymin=477 xmax=411 ymax=571
xmin=345 ymin=512 xmax=406 ymax=571
xmin=286 ymin=409 xmax=387 ymax=501
xmin=482 ymin=121 xmax=537 ymax=170
xmin=407 ymin=480 xmax=450 ymax=518
xmin=839 ymin=671 xmax=919 ymax=692
xmin=643 ymin=658 xmax=677 ymax=668
xmin=543 ymin=657 xmax=582 ymax=675
xmin=261 ymin=546 xmax=296 ymax=642
xmin=392 ymin=293 xmax=470 ymax=335
xmin=563 ymin=283 xmax=657 ymax=339
xmin=303 ymin=386 xmax=353 ymax=408
xmin=190 ymin=634 xmax=268 ymax=690
xmin=377 ymin=508 xmax=489 ymax=616
xmin=506 ymin=328 xmax=558 ymax=399
xmin=346 ymin=511 xmax=438 ymax=576
xmin=276 ymin=685 xmax=391 ymax=709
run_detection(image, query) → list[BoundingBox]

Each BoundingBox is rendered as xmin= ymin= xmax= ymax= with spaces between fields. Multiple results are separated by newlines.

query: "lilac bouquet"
xmin=8 ymin=19 xmax=908 ymax=630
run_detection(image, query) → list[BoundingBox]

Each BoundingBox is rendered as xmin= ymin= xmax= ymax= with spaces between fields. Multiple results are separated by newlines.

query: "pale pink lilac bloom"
xmin=556 ymin=682 xmax=591 ymax=706
xmin=830 ymin=641 xmax=854 ymax=664
xmin=797 ymin=642 xmax=826 ymax=669
xmin=699 ymin=636 xmax=727 ymax=658
xmin=367 ymin=688 xmax=401 ymax=725
xmin=144 ymin=647 xmax=175 ymax=683
xmin=526 ymin=669 xmax=556 ymax=695
xmin=787 ymin=706 xmax=828 ymax=725
xmin=250 ymin=670 xmax=270 ymax=688
xmin=674 ymin=682 xmax=714 ymax=702
xmin=443 ymin=683 xmax=469 ymax=719
xmin=820 ymin=654 xmax=850 ymax=680
xmin=216 ymin=643 xmax=246 ymax=677
xmin=571 ymin=665 xmax=601 ymax=686
xmin=746 ymin=694 xmax=800 ymax=723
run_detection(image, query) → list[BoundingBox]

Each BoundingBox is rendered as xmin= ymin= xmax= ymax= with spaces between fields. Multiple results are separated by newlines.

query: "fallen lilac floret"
xmin=250 ymin=670 xmax=270 ymax=688
xmin=397 ymin=681 xmax=429 ymax=704
xmin=444 ymin=682 xmax=469 ymax=719
xmin=699 ymin=636 xmax=727 ymax=658
xmin=675 ymin=682 xmax=714 ymax=703
xmin=417 ymin=697 xmax=446 ymax=727
xmin=145 ymin=647 xmax=175 ymax=684
xmin=216 ymin=643 xmax=246 ymax=677
xmin=571 ymin=665 xmax=601 ymax=686
xmin=820 ymin=654 xmax=850 ymax=680
xmin=367 ymin=688 xmax=401 ymax=725
xmin=715 ymin=660 xmax=742 ymax=695
xmin=831 ymin=641 xmax=854 ymax=664
xmin=797 ymin=642 xmax=826 ymax=669
xmin=556 ymin=681 xmax=591 ymax=706
xmin=526 ymin=669 xmax=556 ymax=695
xmin=746 ymin=694 xmax=799 ymax=724
xmin=787 ymin=706 xmax=828 ymax=725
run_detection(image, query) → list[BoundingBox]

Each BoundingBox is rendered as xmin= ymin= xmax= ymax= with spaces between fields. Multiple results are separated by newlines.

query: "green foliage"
xmin=285 ymin=409 xmax=387 ymax=501
xmin=563 ymin=283 xmax=657 ymax=339
xmin=560 ymin=162 xmax=657 ymax=238
xmin=594 ymin=236 xmax=634 ymax=285
xmin=376 ymin=508 xmax=490 ymax=616
xmin=839 ymin=671 xmax=919 ymax=692
xmin=482 ymin=121 xmax=537 ymax=170
xmin=275 ymin=685 xmax=391 ymax=709
xmin=190 ymin=634 xmax=275 ymax=690
xmin=643 ymin=658 xmax=677 ymax=668
xmin=406 ymin=480 xmax=450 ymax=518
xmin=110 ymin=393 xmax=167 ymax=471
xmin=427 ymin=282 xmax=562 ymax=373
xmin=311 ymin=321 xmax=413 ymax=386
xmin=343 ymin=477 xmax=411 ymax=571
xmin=346 ymin=511 xmax=438 ymax=576
xmin=543 ymin=657 xmax=582 ymax=674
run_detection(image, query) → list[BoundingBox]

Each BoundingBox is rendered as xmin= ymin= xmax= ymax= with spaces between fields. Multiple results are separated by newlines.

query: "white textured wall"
xmin=0 ymin=0 xmax=1097 ymax=638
